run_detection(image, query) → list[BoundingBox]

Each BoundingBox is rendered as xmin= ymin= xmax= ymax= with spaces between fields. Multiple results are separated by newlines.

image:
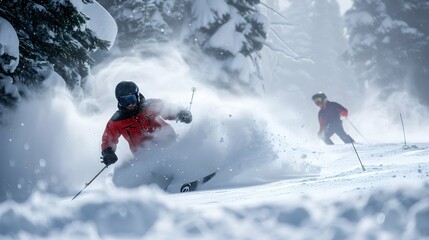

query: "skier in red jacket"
xmin=100 ymin=81 xmax=192 ymax=188
xmin=312 ymin=92 xmax=354 ymax=145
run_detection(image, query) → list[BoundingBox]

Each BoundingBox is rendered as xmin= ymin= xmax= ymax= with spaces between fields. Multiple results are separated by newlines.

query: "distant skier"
xmin=100 ymin=81 xmax=192 ymax=188
xmin=312 ymin=92 xmax=354 ymax=145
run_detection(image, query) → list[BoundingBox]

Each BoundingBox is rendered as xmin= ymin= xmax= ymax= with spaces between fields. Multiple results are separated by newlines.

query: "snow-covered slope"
xmin=1 ymin=143 xmax=429 ymax=239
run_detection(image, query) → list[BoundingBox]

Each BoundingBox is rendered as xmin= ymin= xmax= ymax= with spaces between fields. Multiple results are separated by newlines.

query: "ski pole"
xmin=399 ymin=113 xmax=408 ymax=148
xmin=345 ymin=117 xmax=368 ymax=143
xmin=350 ymin=137 xmax=365 ymax=171
xmin=188 ymin=87 xmax=196 ymax=111
xmin=72 ymin=165 xmax=107 ymax=200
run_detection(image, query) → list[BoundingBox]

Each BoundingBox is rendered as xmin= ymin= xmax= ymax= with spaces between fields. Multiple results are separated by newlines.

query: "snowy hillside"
xmin=1 ymin=143 xmax=429 ymax=239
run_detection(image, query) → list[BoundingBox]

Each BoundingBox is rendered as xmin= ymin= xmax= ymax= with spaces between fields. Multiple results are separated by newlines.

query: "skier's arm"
xmin=334 ymin=102 xmax=348 ymax=117
xmin=150 ymin=99 xmax=192 ymax=123
xmin=318 ymin=115 xmax=325 ymax=134
xmin=101 ymin=121 xmax=121 ymax=152
xmin=339 ymin=108 xmax=348 ymax=117
xmin=100 ymin=121 xmax=120 ymax=166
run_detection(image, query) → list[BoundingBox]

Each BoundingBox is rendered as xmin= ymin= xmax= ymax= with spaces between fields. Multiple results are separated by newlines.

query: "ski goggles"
xmin=119 ymin=94 xmax=138 ymax=107
xmin=313 ymin=97 xmax=324 ymax=104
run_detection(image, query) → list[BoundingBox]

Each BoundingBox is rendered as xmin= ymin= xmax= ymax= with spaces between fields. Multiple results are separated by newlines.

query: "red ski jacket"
xmin=101 ymin=98 xmax=182 ymax=153
xmin=318 ymin=101 xmax=348 ymax=130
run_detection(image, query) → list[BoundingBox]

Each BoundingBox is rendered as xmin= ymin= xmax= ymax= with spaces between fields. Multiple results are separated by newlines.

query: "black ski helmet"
xmin=312 ymin=92 xmax=327 ymax=101
xmin=115 ymin=81 xmax=139 ymax=100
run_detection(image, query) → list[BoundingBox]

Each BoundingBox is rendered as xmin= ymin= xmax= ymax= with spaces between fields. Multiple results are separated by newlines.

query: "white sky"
xmin=337 ymin=0 xmax=353 ymax=15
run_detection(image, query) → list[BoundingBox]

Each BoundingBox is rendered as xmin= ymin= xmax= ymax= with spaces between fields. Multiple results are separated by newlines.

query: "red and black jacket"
xmin=318 ymin=101 xmax=348 ymax=130
xmin=101 ymin=97 xmax=183 ymax=153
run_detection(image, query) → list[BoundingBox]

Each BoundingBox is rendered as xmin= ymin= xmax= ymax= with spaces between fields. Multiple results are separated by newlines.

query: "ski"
xmin=180 ymin=171 xmax=217 ymax=192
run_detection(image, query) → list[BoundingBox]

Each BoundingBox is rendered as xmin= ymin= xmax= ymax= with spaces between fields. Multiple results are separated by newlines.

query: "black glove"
xmin=177 ymin=110 xmax=192 ymax=124
xmin=101 ymin=147 xmax=118 ymax=166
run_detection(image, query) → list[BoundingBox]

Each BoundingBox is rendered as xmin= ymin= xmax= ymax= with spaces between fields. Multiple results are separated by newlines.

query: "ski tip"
xmin=202 ymin=172 xmax=216 ymax=184
xmin=179 ymin=171 xmax=217 ymax=193
xmin=180 ymin=181 xmax=198 ymax=192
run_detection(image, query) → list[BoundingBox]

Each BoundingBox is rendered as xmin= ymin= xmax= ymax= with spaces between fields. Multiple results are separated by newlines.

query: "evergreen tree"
xmin=188 ymin=0 xmax=268 ymax=92
xmin=159 ymin=0 xmax=190 ymax=38
xmin=0 ymin=0 xmax=109 ymax=90
xmin=99 ymin=0 xmax=268 ymax=93
xmin=0 ymin=17 xmax=20 ymax=115
xmin=345 ymin=0 xmax=429 ymax=106
xmin=100 ymin=0 xmax=174 ymax=51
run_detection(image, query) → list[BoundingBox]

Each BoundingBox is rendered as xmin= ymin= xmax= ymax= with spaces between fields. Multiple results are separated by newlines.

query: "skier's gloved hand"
xmin=177 ymin=110 xmax=192 ymax=124
xmin=340 ymin=110 xmax=348 ymax=118
xmin=101 ymin=147 xmax=118 ymax=166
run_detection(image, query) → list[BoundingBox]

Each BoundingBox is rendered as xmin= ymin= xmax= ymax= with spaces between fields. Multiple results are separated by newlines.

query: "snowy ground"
xmin=1 ymin=142 xmax=429 ymax=239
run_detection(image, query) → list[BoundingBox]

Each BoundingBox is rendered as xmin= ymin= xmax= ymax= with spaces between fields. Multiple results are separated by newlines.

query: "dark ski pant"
xmin=320 ymin=123 xmax=354 ymax=145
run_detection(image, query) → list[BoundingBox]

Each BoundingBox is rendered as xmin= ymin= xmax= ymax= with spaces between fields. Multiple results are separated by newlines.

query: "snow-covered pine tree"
xmin=345 ymin=0 xmax=429 ymax=106
xmin=402 ymin=1 xmax=429 ymax=106
xmin=0 ymin=54 xmax=19 ymax=109
xmin=384 ymin=0 xmax=429 ymax=106
xmin=0 ymin=17 xmax=20 ymax=115
xmin=100 ymin=0 xmax=172 ymax=51
xmin=158 ymin=0 xmax=190 ymax=38
xmin=0 ymin=0 xmax=109 ymax=90
xmin=188 ymin=0 xmax=268 ymax=93
xmin=99 ymin=0 xmax=268 ymax=93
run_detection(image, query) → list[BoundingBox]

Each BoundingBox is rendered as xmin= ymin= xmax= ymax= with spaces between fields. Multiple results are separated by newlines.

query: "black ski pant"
xmin=320 ymin=123 xmax=354 ymax=145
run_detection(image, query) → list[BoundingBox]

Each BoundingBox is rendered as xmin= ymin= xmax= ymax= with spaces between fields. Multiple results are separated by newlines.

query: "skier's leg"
xmin=335 ymin=124 xmax=354 ymax=144
xmin=112 ymin=159 xmax=153 ymax=188
xmin=112 ymin=139 xmax=179 ymax=189
xmin=112 ymin=160 xmax=173 ymax=189
xmin=321 ymin=126 xmax=335 ymax=145
xmin=148 ymin=171 xmax=174 ymax=190
xmin=143 ymin=149 xmax=175 ymax=190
